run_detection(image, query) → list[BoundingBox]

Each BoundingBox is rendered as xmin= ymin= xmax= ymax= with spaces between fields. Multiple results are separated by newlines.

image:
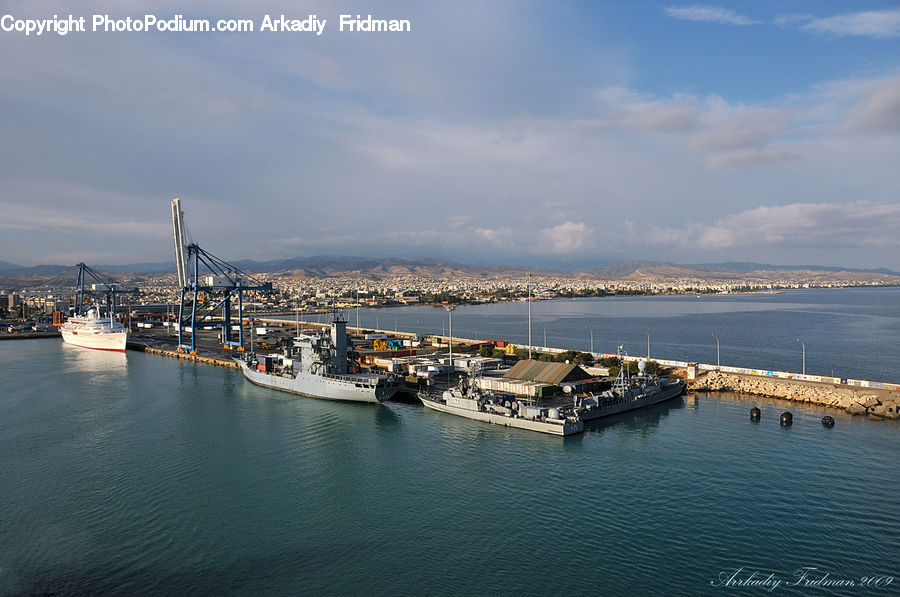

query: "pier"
xmin=129 ymin=343 xmax=240 ymax=369
xmin=6 ymin=316 xmax=898 ymax=420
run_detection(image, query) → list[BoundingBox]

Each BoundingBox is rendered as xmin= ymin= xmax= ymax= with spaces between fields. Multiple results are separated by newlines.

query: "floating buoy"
xmin=822 ymin=416 xmax=835 ymax=427
xmin=750 ymin=407 xmax=761 ymax=421
xmin=780 ymin=412 xmax=793 ymax=426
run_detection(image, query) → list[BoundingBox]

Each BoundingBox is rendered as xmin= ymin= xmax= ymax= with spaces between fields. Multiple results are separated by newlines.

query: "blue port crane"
xmin=74 ymin=262 xmax=139 ymax=319
xmin=171 ymin=198 xmax=273 ymax=353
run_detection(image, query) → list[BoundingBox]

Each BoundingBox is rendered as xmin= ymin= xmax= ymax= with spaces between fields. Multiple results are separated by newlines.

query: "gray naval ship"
xmin=574 ymin=349 xmax=685 ymax=421
xmin=237 ymin=315 xmax=399 ymax=403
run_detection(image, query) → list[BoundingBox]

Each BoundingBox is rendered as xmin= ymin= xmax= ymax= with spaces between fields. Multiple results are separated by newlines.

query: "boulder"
xmin=846 ymin=402 xmax=867 ymax=415
xmin=882 ymin=402 xmax=899 ymax=419
xmin=862 ymin=395 xmax=881 ymax=408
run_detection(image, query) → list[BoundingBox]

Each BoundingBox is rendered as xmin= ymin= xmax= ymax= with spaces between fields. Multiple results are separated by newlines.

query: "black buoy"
xmin=822 ymin=415 xmax=835 ymax=427
xmin=780 ymin=411 xmax=793 ymax=426
xmin=750 ymin=407 xmax=761 ymax=421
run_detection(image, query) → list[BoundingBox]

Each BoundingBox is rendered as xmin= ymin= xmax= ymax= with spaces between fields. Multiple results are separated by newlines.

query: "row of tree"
xmin=476 ymin=344 xmax=661 ymax=376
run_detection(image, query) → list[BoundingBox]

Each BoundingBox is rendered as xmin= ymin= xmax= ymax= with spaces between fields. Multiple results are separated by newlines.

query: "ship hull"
xmin=578 ymin=381 xmax=685 ymax=421
xmin=239 ymin=360 xmax=397 ymax=404
xmin=419 ymin=396 xmax=583 ymax=436
xmin=60 ymin=328 xmax=127 ymax=352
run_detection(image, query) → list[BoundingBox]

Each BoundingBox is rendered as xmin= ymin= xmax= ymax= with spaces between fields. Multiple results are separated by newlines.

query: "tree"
xmin=559 ymin=350 xmax=593 ymax=366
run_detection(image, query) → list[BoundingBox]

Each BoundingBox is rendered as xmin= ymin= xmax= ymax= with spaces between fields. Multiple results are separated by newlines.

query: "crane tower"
xmin=170 ymin=198 xmax=273 ymax=353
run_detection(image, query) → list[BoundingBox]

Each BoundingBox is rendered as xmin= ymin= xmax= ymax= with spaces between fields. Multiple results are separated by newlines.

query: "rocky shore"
xmin=689 ymin=370 xmax=899 ymax=420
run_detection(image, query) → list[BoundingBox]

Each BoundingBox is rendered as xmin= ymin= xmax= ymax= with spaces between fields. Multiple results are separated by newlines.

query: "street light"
xmin=646 ymin=331 xmax=650 ymax=360
xmin=527 ymin=272 xmax=533 ymax=360
xmin=712 ymin=333 xmax=720 ymax=368
xmin=587 ymin=326 xmax=594 ymax=353
xmin=797 ymin=338 xmax=805 ymax=375
xmin=445 ymin=304 xmax=457 ymax=386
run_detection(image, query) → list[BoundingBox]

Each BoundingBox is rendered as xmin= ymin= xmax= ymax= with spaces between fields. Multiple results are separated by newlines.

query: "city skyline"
xmin=1 ymin=1 xmax=899 ymax=269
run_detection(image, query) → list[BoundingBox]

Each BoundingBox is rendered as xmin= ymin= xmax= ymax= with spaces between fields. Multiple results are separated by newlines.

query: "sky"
xmin=1 ymin=0 xmax=899 ymax=270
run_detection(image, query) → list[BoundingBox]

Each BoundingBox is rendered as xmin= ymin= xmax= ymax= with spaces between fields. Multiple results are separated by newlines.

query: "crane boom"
xmin=172 ymin=197 xmax=190 ymax=288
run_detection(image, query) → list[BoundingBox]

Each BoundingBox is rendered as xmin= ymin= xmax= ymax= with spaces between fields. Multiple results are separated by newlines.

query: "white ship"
xmin=237 ymin=316 xmax=399 ymax=404
xmin=60 ymin=307 xmax=128 ymax=352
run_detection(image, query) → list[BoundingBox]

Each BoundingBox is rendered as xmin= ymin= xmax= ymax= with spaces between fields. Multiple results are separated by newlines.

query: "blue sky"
xmin=1 ymin=1 xmax=899 ymax=269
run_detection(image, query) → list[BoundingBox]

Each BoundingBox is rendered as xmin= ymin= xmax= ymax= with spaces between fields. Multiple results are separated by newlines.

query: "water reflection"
xmin=373 ymin=403 xmax=402 ymax=429
xmin=61 ymin=343 xmax=127 ymax=375
xmin=582 ymin=396 xmax=685 ymax=436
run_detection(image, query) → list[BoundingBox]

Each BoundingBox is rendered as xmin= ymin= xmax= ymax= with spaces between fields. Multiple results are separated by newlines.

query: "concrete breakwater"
xmin=689 ymin=370 xmax=899 ymax=419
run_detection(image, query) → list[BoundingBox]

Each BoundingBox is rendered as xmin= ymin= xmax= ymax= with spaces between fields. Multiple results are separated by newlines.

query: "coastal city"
xmin=3 ymin=1 xmax=900 ymax=594
xmin=3 ymin=260 xmax=899 ymax=318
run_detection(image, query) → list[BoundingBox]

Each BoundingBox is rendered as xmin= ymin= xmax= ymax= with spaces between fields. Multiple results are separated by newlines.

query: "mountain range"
xmin=0 ymin=256 xmax=898 ymax=284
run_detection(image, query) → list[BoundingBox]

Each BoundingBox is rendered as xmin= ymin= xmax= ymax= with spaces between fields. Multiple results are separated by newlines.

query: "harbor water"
xmin=338 ymin=287 xmax=900 ymax=383
xmin=2 ymin=288 xmax=900 ymax=595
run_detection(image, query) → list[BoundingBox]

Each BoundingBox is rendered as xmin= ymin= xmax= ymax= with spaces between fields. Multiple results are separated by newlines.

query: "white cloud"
xmin=705 ymin=147 xmax=798 ymax=170
xmin=801 ymin=8 xmax=900 ymax=39
xmin=574 ymin=105 xmax=700 ymax=133
xmin=269 ymin=225 xmax=518 ymax=254
xmin=578 ymin=87 xmax=701 ymax=133
xmin=541 ymin=221 xmax=593 ymax=254
xmin=693 ymin=108 xmax=794 ymax=150
xmin=650 ymin=202 xmax=900 ymax=249
xmin=671 ymin=6 xmax=900 ymax=39
xmin=2 ymin=2 xmax=900 ymax=268
xmin=839 ymin=76 xmax=900 ymax=134
xmin=663 ymin=5 xmax=760 ymax=26
xmin=0 ymin=201 xmax=169 ymax=237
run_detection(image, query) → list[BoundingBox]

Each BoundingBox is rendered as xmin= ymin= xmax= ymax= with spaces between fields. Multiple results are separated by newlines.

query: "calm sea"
xmin=1 ymin=288 xmax=898 ymax=596
xmin=329 ymin=287 xmax=900 ymax=383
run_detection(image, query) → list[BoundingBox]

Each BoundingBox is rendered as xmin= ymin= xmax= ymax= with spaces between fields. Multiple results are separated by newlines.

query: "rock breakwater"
xmin=689 ymin=370 xmax=899 ymax=420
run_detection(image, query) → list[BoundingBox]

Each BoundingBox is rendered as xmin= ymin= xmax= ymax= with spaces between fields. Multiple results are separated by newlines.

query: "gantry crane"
xmin=74 ymin=263 xmax=139 ymax=320
xmin=171 ymin=198 xmax=273 ymax=354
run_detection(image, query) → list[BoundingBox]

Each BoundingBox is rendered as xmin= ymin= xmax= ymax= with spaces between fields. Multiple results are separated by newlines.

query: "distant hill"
xmin=691 ymin=261 xmax=899 ymax=276
xmin=0 ymin=264 xmax=74 ymax=277
xmin=579 ymin=260 xmax=900 ymax=279
xmin=1 ymin=256 xmax=898 ymax=287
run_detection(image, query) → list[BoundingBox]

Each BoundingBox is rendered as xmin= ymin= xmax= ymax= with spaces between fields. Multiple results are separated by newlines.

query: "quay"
xmin=5 ymin=317 xmax=899 ymax=420
xmin=128 ymin=342 xmax=240 ymax=369
xmin=0 ymin=330 xmax=60 ymax=340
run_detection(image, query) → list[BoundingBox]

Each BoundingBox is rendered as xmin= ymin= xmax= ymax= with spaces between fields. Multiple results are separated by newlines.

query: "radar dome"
xmin=638 ymin=360 xmax=648 ymax=373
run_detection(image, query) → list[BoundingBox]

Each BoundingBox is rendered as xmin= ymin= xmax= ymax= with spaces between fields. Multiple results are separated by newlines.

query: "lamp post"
xmin=355 ymin=289 xmax=359 ymax=332
xmin=445 ymin=304 xmax=456 ymax=386
xmin=712 ymin=333 xmax=720 ymax=368
xmin=587 ymin=327 xmax=594 ymax=354
xmin=527 ymin=272 xmax=533 ymax=359
xmin=646 ymin=331 xmax=650 ymax=360
xmin=797 ymin=338 xmax=805 ymax=375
